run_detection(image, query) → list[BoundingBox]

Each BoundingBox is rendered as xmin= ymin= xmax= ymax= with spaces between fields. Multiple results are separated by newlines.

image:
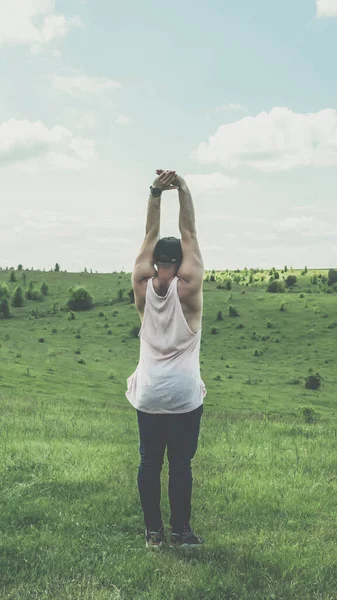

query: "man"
xmin=125 ymin=170 xmax=207 ymax=549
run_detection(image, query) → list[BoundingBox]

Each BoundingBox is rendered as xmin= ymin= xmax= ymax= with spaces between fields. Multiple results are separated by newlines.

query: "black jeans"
xmin=136 ymin=403 xmax=203 ymax=534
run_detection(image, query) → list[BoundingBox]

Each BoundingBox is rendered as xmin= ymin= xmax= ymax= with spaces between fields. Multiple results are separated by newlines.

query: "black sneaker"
xmin=170 ymin=524 xmax=205 ymax=548
xmin=145 ymin=525 xmax=165 ymax=549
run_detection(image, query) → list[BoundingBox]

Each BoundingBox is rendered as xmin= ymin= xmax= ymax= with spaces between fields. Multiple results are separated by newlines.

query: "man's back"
xmin=134 ymin=273 xmax=203 ymax=335
xmin=125 ymin=274 xmax=207 ymax=414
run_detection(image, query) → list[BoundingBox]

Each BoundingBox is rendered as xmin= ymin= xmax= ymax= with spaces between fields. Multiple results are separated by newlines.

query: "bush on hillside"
xmin=131 ymin=325 xmax=140 ymax=337
xmin=0 ymin=297 xmax=10 ymax=318
xmin=216 ymin=279 xmax=232 ymax=291
xmin=0 ymin=282 xmax=10 ymax=299
xmin=67 ymin=286 xmax=93 ymax=311
xmin=41 ymin=281 xmax=49 ymax=295
xmin=285 ymin=275 xmax=297 ymax=288
xmin=297 ymin=406 xmax=319 ymax=423
xmin=9 ymin=270 xmax=16 ymax=282
xmin=267 ymin=279 xmax=285 ymax=293
xmin=11 ymin=286 xmax=24 ymax=307
xmin=305 ymin=373 xmax=322 ymax=390
xmin=229 ymin=305 xmax=239 ymax=317
xmin=328 ymin=269 xmax=337 ymax=286
xmin=25 ymin=285 xmax=42 ymax=301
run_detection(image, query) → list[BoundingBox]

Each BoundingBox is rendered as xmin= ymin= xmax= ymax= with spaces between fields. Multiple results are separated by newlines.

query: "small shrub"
xmin=68 ymin=286 xmax=93 ymax=311
xmin=229 ymin=305 xmax=239 ymax=317
xmin=327 ymin=269 xmax=337 ymax=286
xmin=216 ymin=310 xmax=223 ymax=321
xmin=297 ymin=406 xmax=319 ymax=423
xmin=305 ymin=373 xmax=322 ymax=390
xmin=285 ymin=275 xmax=297 ymax=288
xmin=211 ymin=327 xmax=219 ymax=335
xmin=0 ymin=283 xmax=10 ymax=299
xmin=11 ymin=286 xmax=24 ymax=307
xmin=0 ymin=298 xmax=10 ymax=318
xmin=41 ymin=281 xmax=49 ymax=295
xmin=39 ymin=338 xmax=45 ymax=343
xmin=68 ymin=311 xmax=75 ymax=320
xmin=267 ymin=279 xmax=285 ymax=293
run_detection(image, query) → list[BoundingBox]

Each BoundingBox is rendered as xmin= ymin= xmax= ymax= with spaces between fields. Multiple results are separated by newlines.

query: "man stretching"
xmin=126 ymin=169 xmax=207 ymax=549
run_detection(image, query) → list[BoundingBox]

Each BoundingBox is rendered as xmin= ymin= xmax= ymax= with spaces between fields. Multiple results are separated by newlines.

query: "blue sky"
xmin=1 ymin=0 xmax=337 ymax=272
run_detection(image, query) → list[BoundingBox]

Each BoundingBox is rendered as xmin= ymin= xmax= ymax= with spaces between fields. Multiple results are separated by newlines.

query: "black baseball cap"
xmin=153 ymin=237 xmax=182 ymax=265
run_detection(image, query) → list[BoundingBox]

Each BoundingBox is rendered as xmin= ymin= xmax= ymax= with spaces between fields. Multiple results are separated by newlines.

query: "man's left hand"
xmin=153 ymin=170 xmax=179 ymax=191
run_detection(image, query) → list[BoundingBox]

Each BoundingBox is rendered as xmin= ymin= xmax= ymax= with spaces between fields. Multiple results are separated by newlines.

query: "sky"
xmin=1 ymin=0 xmax=337 ymax=273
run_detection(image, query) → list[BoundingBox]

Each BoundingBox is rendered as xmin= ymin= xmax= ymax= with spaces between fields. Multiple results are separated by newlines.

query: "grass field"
xmin=1 ymin=267 xmax=337 ymax=599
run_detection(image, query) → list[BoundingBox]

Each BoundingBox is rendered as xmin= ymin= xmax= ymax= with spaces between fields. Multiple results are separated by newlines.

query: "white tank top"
xmin=125 ymin=276 xmax=207 ymax=414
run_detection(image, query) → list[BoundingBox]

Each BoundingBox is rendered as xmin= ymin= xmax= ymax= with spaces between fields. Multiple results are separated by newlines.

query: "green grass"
xmin=1 ymin=267 xmax=337 ymax=599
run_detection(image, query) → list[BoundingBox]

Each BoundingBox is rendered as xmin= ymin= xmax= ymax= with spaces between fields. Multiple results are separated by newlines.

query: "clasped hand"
xmin=152 ymin=169 xmax=183 ymax=191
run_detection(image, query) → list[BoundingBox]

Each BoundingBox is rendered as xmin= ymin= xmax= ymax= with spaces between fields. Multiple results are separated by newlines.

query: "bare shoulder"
xmin=177 ymin=275 xmax=203 ymax=313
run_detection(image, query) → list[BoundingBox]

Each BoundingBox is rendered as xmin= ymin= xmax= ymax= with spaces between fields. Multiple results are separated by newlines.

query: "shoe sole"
xmin=170 ymin=543 xmax=203 ymax=548
xmin=146 ymin=541 xmax=164 ymax=549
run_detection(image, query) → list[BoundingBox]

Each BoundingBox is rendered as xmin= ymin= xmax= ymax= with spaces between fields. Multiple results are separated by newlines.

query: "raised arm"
xmin=177 ymin=178 xmax=196 ymax=236
xmin=176 ymin=176 xmax=204 ymax=284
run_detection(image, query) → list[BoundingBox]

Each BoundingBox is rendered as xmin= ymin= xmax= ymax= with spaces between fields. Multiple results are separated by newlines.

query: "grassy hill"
xmin=1 ymin=266 xmax=337 ymax=599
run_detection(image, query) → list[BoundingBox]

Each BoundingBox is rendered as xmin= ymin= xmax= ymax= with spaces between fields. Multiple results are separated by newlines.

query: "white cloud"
xmin=316 ymin=0 xmax=337 ymax=17
xmin=216 ymin=103 xmax=247 ymax=112
xmin=275 ymin=216 xmax=337 ymax=237
xmin=115 ymin=115 xmax=132 ymax=125
xmin=289 ymin=204 xmax=332 ymax=215
xmin=191 ymin=107 xmax=337 ymax=172
xmin=199 ymin=213 xmax=266 ymax=223
xmin=62 ymin=108 xmax=97 ymax=130
xmin=0 ymin=0 xmax=82 ymax=51
xmin=0 ymin=118 xmax=95 ymax=171
xmin=244 ymin=232 xmax=280 ymax=241
xmin=52 ymin=74 xmax=122 ymax=95
xmin=183 ymin=172 xmax=240 ymax=195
